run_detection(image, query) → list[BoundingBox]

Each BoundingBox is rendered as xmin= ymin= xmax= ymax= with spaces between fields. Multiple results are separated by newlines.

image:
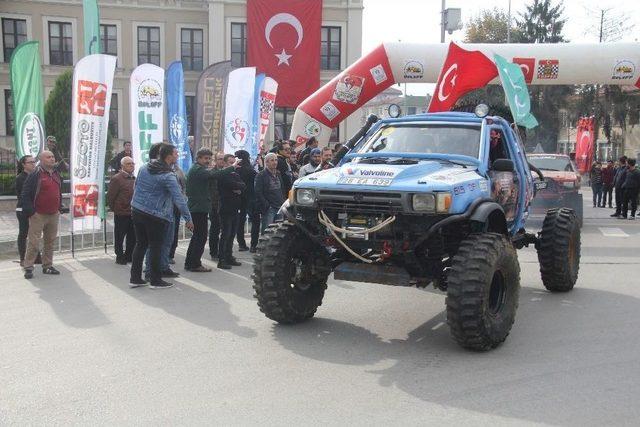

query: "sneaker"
xmin=150 ymin=280 xmax=174 ymax=289
xmin=249 ymin=247 xmax=257 ymax=254
xmin=42 ymin=266 xmax=60 ymax=275
xmin=238 ymin=246 xmax=249 ymax=252
xmin=129 ymin=278 xmax=148 ymax=288
xmin=186 ymin=265 xmax=212 ymax=272
xmin=610 ymin=213 xmax=620 ymax=217
xmin=217 ymin=262 xmax=232 ymax=270
xmin=161 ymin=269 xmax=180 ymax=278
xmin=24 ymin=269 xmax=33 ymax=279
xmin=115 ymin=257 xmax=128 ymax=265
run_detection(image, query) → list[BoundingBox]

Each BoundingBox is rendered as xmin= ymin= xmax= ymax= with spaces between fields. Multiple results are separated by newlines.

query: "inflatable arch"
xmin=290 ymin=42 xmax=640 ymax=146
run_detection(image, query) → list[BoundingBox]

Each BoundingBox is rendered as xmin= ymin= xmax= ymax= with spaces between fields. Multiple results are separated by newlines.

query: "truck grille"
xmin=317 ymin=190 xmax=403 ymax=214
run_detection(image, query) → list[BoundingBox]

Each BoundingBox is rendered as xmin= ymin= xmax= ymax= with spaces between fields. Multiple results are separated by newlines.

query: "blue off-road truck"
xmin=252 ymin=106 xmax=581 ymax=351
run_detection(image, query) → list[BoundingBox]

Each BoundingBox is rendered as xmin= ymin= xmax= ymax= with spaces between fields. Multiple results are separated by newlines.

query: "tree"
xmin=44 ymin=70 xmax=72 ymax=159
xmin=517 ymin=0 xmax=572 ymax=152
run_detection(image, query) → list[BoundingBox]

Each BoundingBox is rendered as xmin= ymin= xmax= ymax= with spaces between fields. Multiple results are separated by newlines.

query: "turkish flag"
xmin=575 ymin=117 xmax=595 ymax=174
xmin=428 ymin=43 xmax=498 ymax=112
xmin=512 ymin=57 xmax=535 ymax=83
xmin=247 ymin=0 xmax=321 ymax=107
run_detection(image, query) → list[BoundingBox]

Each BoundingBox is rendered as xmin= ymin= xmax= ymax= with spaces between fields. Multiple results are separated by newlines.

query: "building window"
xmin=2 ymin=18 xmax=27 ymax=62
xmin=109 ymin=93 xmax=118 ymax=138
xmin=186 ymin=95 xmax=195 ymax=137
xmin=137 ymin=26 xmax=160 ymax=66
xmin=181 ymin=28 xmax=203 ymax=71
xmin=321 ymin=26 xmax=341 ymax=70
xmin=4 ymin=89 xmax=14 ymax=136
xmin=230 ymin=23 xmax=246 ymax=68
xmin=330 ymin=127 xmax=339 ymax=143
xmin=274 ymin=107 xmax=295 ymax=141
xmin=48 ymin=21 xmax=73 ymax=66
xmin=100 ymin=24 xmax=117 ymax=57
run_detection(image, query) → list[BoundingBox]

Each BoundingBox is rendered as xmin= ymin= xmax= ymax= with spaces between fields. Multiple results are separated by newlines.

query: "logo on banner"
xmin=512 ymin=57 xmax=535 ymax=83
xmin=304 ymin=120 xmax=322 ymax=138
xmin=259 ymin=92 xmax=276 ymax=118
xmin=403 ymin=60 xmax=424 ymax=79
xmin=225 ymin=118 xmax=249 ymax=149
xmin=77 ymin=80 xmax=108 ymax=116
xmin=612 ymin=60 xmax=635 ymax=80
xmin=333 ymin=75 xmax=365 ymax=105
xmin=19 ymin=113 xmax=44 ymax=156
xmin=370 ymin=64 xmax=388 ymax=85
xmin=537 ymin=59 xmax=559 ymax=79
xmin=265 ymin=13 xmax=303 ymax=66
xmin=72 ymin=184 xmax=99 ymax=218
xmin=320 ymin=101 xmax=340 ymax=121
xmin=137 ymin=79 xmax=163 ymax=107
xmin=170 ymin=115 xmax=187 ymax=142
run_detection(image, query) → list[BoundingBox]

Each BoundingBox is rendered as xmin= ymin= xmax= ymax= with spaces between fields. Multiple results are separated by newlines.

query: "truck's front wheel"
xmin=252 ymin=221 xmax=331 ymax=324
xmin=446 ymin=233 xmax=521 ymax=351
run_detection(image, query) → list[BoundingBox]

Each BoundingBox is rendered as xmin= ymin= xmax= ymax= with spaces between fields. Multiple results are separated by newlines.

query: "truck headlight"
xmin=435 ymin=192 xmax=452 ymax=213
xmin=412 ymin=194 xmax=436 ymax=212
xmin=295 ymin=188 xmax=316 ymax=206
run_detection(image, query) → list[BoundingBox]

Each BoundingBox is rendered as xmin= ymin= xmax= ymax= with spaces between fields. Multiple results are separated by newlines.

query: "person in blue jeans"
xmin=254 ymin=152 xmax=285 ymax=234
xmin=130 ymin=143 xmax=193 ymax=289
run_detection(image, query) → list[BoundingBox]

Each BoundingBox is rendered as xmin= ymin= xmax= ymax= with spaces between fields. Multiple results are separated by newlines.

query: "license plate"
xmin=338 ymin=177 xmax=393 ymax=186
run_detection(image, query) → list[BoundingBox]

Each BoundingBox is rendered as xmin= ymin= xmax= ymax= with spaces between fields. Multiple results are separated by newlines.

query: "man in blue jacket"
xmin=130 ymin=143 xmax=193 ymax=289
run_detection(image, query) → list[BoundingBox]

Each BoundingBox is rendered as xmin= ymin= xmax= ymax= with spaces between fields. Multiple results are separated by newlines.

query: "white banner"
xmin=257 ymin=76 xmax=278 ymax=154
xmin=70 ymin=54 xmax=116 ymax=232
xmin=130 ymin=64 xmax=164 ymax=173
xmin=223 ymin=67 xmax=256 ymax=154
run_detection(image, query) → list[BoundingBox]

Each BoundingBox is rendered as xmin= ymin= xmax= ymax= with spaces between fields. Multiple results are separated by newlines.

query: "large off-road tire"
xmin=446 ymin=233 xmax=521 ymax=351
xmin=537 ymin=207 xmax=581 ymax=292
xmin=252 ymin=221 xmax=331 ymax=324
xmin=563 ymin=192 xmax=583 ymax=228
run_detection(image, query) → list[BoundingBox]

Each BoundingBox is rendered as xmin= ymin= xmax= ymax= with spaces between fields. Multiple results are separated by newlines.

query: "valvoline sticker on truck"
xmin=337 ymin=166 xmax=398 ymax=186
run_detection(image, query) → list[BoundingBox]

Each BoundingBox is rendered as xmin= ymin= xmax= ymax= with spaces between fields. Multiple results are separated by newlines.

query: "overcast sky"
xmin=362 ymin=0 xmax=640 ymax=96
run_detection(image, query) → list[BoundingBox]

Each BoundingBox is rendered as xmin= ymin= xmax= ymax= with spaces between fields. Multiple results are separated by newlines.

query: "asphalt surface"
xmin=1 ymin=192 xmax=639 ymax=425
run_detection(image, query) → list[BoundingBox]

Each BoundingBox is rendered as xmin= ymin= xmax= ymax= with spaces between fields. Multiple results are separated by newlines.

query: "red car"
xmin=529 ymin=154 xmax=583 ymax=226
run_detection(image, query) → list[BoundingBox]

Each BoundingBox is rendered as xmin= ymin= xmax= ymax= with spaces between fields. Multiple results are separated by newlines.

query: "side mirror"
xmin=492 ymin=159 xmax=515 ymax=172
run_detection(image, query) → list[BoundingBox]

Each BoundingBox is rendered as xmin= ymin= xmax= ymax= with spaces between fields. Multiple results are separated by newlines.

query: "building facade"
xmin=0 ymin=0 xmax=363 ymax=153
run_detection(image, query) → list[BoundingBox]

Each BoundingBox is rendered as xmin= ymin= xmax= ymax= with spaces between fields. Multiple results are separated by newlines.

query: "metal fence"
xmin=0 ymin=149 xmax=17 ymax=196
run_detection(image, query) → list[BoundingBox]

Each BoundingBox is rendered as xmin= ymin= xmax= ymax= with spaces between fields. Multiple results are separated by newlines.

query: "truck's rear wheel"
xmin=252 ymin=221 xmax=331 ymax=324
xmin=537 ymin=207 xmax=580 ymax=292
xmin=446 ymin=233 xmax=520 ymax=351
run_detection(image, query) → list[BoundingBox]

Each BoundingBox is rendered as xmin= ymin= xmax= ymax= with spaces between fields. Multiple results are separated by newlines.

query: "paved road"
xmin=1 ymin=197 xmax=639 ymax=425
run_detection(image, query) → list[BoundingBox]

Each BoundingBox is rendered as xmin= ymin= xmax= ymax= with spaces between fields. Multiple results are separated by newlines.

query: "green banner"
xmin=9 ymin=41 xmax=45 ymax=159
xmin=83 ymin=0 xmax=100 ymax=55
xmin=494 ymin=54 xmax=538 ymax=129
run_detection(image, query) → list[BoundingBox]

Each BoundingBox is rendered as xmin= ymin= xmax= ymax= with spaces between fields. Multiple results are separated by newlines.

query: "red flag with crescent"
xmin=428 ymin=42 xmax=498 ymax=112
xmin=247 ymin=0 xmax=321 ymax=107
xmin=575 ymin=116 xmax=595 ymax=174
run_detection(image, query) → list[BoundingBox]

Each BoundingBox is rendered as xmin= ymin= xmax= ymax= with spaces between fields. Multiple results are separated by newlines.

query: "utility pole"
xmin=507 ymin=0 xmax=512 ymax=43
xmin=599 ymin=9 xmax=604 ymax=42
xmin=440 ymin=0 xmax=446 ymax=43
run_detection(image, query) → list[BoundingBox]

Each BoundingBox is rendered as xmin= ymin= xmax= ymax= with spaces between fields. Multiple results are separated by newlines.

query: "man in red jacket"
xmin=108 ymin=156 xmax=136 ymax=265
xmin=601 ymin=159 xmax=615 ymax=208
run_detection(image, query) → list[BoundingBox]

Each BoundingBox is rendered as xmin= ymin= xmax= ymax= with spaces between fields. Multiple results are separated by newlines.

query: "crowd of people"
xmin=14 ymin=135 xmax=336 ymax=288
xmin=590 ymin=156 xmax=640 ymax=219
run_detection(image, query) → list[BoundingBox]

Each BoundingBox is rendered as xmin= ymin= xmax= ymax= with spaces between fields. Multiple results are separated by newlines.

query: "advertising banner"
xmin=194 ymin=61 xmax=233 ymax=153
xmin=257 ymin=76 xmax=278 ymax=155
xmin=575 ymin=117 xmax=595 ymax=174
xmin=130 ymin=63 xmax=164 ymax=173
xmin=83 ymin=0 xmax=101 ymax=55
xmin=70 ymin=54 xmax=116 ymax=231
xmin=223 ymin=67 xmax=256 ymax=154
xmin=166 ymin=61 xmax=192 ymax=172
xmin=9 ymin=41 xmax=46 ymax=159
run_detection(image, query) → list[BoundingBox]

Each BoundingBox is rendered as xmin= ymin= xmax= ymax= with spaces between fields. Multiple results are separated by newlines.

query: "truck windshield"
xmin=529 ymin=156 xmax=574 ymax=172
xmin=357 ymin=124 xmax=481 ymax=159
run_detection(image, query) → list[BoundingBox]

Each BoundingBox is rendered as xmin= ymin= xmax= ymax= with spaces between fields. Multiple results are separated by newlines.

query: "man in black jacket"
xmin=217 ymin=154 xmax=246 ymax=269
xmin=611 ymin=156 xmax=628 ymax=218
xmin=271 ymin=140 xmax=293 ymax=197
xmin=109 ymin=141 xmax=133 ymax=172
xmin=234 ymin=150 xmax=260 ymax=253
xmin=621 ymin=158 xmax=640 ymax=220
xmin=255 ymin=152 xmax=285 ymax=233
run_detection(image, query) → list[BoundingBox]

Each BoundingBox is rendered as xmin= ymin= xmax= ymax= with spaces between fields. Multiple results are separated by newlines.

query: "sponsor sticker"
xmin=304 ymin=120 xmax=322 ymax=138
xmin=369 ymin=64 xmax=388 ymax=85
xmin=467 ymin=182 xmax=477 ymax=192
xmin=403 ymin=60 xmax=424 ymax=79
xmin=453 ymin=185 xmax=465 ymax=195
xmin=72 ymin=184 xmax=99 ymax=218
xmin=612 ymin=60 xmax=635 ymax=80
xmin=19 ymin=112 xmax=44 ymax=157
xmin=537 ymin=59 xmax=559 ymax=80
xmin=77 ymin=80 xmax=108 ymax=116
xmin=137 ymin=78 xmax=163 ymax=108
xmin=225 ymin=118 xmax=250 ymax=149
xmin=479 ymin=180 xmax=488 ymax=191
xmin=338 ymin=166 xmax=397 ymax=186
xmin=332 ymin=74 xmax=365 ymax=104
xmin=320 ymin=101 xmax=340 ymax=121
